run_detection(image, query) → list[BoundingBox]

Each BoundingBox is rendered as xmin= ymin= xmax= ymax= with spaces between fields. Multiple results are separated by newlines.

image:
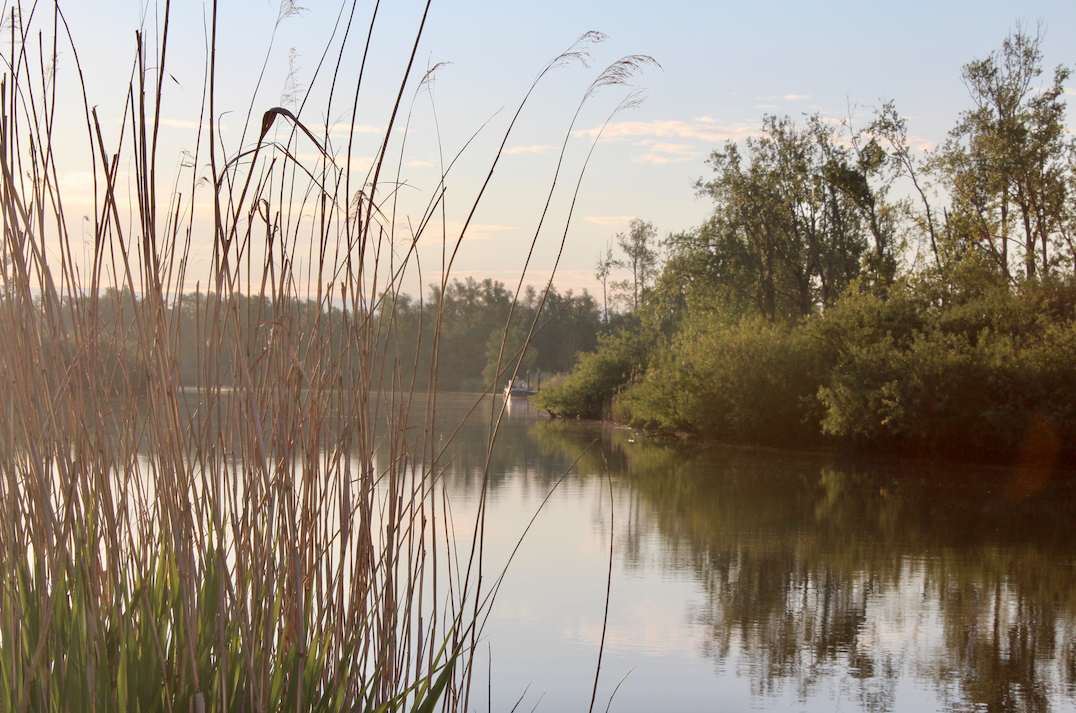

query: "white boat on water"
xmin=504 ymin=376 xmax=537 ymax=398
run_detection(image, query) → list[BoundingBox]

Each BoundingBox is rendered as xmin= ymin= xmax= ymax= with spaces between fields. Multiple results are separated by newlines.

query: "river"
xmin=424 ymin=392 xmax=1076 ymax=712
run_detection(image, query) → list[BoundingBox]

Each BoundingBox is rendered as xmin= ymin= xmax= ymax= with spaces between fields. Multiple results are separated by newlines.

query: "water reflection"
xmin=111 ymin=391 xmax=1076 ymax=710
xmin=527 ymin=416 xmax=1076 ymax=712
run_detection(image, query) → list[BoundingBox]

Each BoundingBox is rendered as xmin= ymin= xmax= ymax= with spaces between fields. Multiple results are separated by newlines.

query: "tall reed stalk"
xmin=0 ymin=2 xmax=650 ymax=710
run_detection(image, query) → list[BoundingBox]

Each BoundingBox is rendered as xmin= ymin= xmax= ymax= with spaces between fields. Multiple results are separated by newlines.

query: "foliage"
xmin=618 ymin=311 xmax=827 ymax=446
xmin=0 ymin=537 xmax=453 ymax=713
xmin=609 ymin=218 xmax=661 ymax=312
xmin=692 ymin=114 xmax=894 ymax=321
xmin=0 ymin=6 xmax=647 ymax=713
xmin=388 ymin=279 xmax=600 ymax=392
xmin=817 ymin=278 xmax=1076 ymax=458
xmin=531 ymin=329 xmax=652 ymax=419
xmin=931 ymin=25 xmax=1075 ymax=281
xmin=544 ymin=28 xmax=1076 ymax=463
xmin=594 ymin=240 xmax=617 ymax=323
xmin=57 ymin=280 xmax=599 ymax=397
xmin=482 ymin=317 xmax=537 ymax=389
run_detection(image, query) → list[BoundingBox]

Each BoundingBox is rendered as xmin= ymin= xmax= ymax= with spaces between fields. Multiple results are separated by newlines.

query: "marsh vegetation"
xmin=0 ymin=3 xmax=650 ymax=711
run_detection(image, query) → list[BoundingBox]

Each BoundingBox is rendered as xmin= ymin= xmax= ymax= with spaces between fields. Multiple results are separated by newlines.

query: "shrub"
xmin=618 ymin=313 xmax=828 ymax=446
xmin=531 ymin=330 xmax=651 ymax=418
xmin=818 ymin=280 xmax=1076 ymax=459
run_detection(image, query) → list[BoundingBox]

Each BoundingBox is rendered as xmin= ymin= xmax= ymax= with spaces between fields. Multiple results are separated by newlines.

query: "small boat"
xmin=504 ymin=377 xmax=537 ymax=399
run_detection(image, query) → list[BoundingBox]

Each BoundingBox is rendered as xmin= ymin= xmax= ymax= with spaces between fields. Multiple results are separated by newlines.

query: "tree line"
xmin=535 ymin=27 xmax=1076 ymax=463
xmin=50 ymin=278 xmax=601 ymax=396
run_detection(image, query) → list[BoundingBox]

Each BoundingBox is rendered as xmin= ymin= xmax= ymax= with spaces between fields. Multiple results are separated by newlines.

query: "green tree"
xmin=611 ymin=218 xmax=660 ymax=312
xmin=932 ymin=26 xmax=1074 ymax=281
xmin=692 ymin=114 xmax=885 ymax=320
xmin=481 ymin=319 xmax=536 ymax=390
xmin=594 ymin=240 xmax=616 ymax=323
xmin=866 ymin=101 xmax=945 ymax=270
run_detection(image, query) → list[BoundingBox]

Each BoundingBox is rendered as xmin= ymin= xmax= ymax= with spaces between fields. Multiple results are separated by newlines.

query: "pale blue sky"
xmin=53 ymin=0 xmax=1076 ymax=295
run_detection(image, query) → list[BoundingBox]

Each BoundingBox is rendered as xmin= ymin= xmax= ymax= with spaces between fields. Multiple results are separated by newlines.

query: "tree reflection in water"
xmin=530 ymin=420 xmax=1076 ymax=712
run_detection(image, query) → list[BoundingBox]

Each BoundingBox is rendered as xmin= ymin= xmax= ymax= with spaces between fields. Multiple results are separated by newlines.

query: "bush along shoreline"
xmin=535 ymin=278 xmax=1076 ymax=466
xmin=536 ymin=29 xmax=1076 ymax=468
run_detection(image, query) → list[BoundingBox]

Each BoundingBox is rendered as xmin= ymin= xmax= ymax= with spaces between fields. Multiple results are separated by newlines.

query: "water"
xmin=428 ymin=392 xmax=1076 ymax=713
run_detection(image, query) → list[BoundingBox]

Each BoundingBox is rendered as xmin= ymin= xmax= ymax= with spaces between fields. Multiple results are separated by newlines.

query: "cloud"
xmin=504 ymin=144 xmax=555 ymax=155
xmin=582 ymin=216 xmax=636 ymax=226
xmin=336 ymin=124 xmax=383 ymax=135
xmin=406 ymin=159 xmax=436 ymax=168
xmin=783 ymin=94 xmax=810 ymax=101
xmin=695 ymin=116 xmax=715 ymax=123
xmin=442 ymin=268 xmax=598 ymax=294
xmin=289 ymin=152 xmax=367 ymax=173
xmin=633 ymin=141 xmax=699 ymax=164
xmin=289 ymin=153 xmax=373 ymax=171
xmin=634 ymin=154 xmax=692 ymax=165
xmin=574 ymin=119 xmax=761 ymax=143
xmin=906 ymin=135 xmax=935 ymax=152
xmin=55 ymin=171 xmax=96 ymax=207
xmin=293 ymin=152 xmax=337 ymax=164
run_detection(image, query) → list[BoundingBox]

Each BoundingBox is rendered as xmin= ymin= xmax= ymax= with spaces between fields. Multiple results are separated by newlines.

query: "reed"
xmin=0 ymin=2 xmax=650 ymax=711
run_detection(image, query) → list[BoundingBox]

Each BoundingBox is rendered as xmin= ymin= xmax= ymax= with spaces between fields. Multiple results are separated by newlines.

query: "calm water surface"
xmin=423 ymin=393 xmax=1076 ymax=713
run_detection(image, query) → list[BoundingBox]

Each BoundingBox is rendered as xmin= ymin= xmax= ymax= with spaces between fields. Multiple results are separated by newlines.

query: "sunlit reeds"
xmin=0 ymin=2 xmax=650 ymax=711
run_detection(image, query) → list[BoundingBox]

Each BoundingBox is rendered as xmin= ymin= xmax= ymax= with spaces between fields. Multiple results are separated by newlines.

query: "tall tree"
xmin=933 ymin=26 xmax=1073 ymax=280
xmin=866 ymin=101 xmax=943 ymax=269
xmin=693 ymin=115 xmax=881 ymax=320
xmin=594 ymin=240 xmax=616 ymax=323
xmin=611 ymin=218 xmax=660 ymax=312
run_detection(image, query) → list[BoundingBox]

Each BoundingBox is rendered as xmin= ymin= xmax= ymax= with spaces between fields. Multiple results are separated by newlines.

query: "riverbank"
xmin=534 ymin=279 xmax=1076 ymax=467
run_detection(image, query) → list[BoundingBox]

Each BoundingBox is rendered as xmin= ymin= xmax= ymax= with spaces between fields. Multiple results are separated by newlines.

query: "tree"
xmin=611 ymin=218 xmax=660 ymax=312
xmin=692 ymin=115 xmax=882 ymax=320
xmin=866 ymin=101 xmax=944 ymax=270
xmin=933 ymin=26 xmax=1074 ymax=281
xmin=594 ymin=240 xmax=616 ymax=323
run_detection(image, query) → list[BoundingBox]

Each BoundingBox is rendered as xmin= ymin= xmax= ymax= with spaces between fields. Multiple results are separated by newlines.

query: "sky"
xmin=46 ymin=0 xmax=1076 ymax=297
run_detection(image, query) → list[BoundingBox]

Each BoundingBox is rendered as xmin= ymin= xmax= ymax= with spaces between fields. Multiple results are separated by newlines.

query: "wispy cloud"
xmin=907 ymin=136 xmax=935 ymax=151
xmin=582 ymin=215 xmax=636 ymax=226
xmin=443 ymin=268 xmax=597 ymax=293
xmin=634 ymin=141 xmax=698 ymax=164
xmin=634 ymin=155 xmax=690 ymax=165
xmin=406 ymin=159 xmax=436 ymax=168
xmin=575 ymin=119 xmax=760 ymax=143
xmin=290 ymin=153 xmax=374 ymax=174
xmin=783 ymin=94 xmax=810 ymax=101
xmin=695 ymin=116 xmax=715 ymax=123
xmin=339 ymin=124 xmax=383 ymax=135
xmin=57 ymin=171 xmax=96 ymax=207
xmin=504 ymin=144 xmax=555 ymax=155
